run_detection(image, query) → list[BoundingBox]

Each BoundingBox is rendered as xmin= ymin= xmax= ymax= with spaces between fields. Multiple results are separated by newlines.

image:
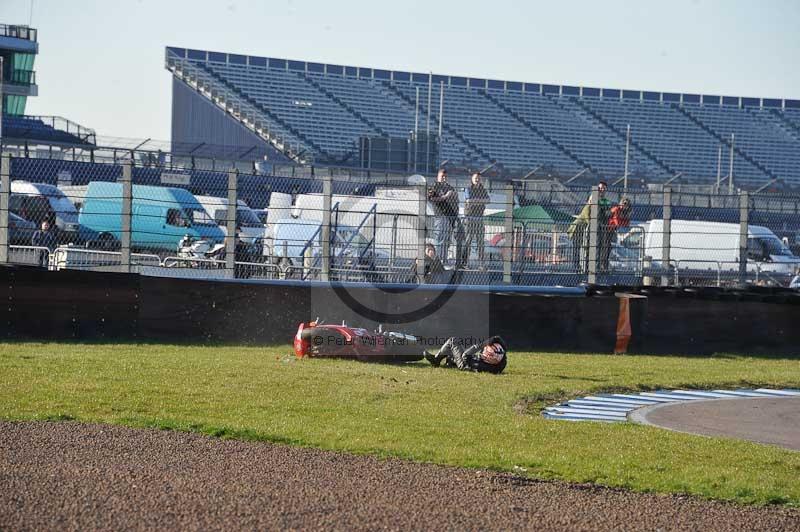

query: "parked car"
xmin=252 ymin=208 xmax=269 ymax=226
xmin=9 ymin=212 xmax=37 ymax=245
xmin=194 ymin=195 xmax=265 ymax=244
xmin=10 ymin=181 xmax=81 ymax=245
xmin=79 ymin=182 xmax=225 ymax=255
xmin=486 ymin=231 xmax=570 ymax=266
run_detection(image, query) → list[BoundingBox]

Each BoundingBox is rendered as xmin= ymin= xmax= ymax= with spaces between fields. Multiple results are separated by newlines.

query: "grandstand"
xmin=2 ymin=115 xmax=96 ymax=146
xmin=166 ymin=47 xmax=800 ymax=190
xmin=1 ymin=24 xmax=97 ymax=148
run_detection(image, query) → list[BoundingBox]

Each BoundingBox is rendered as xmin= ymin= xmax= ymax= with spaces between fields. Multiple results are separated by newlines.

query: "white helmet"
xmin=480 ymin=342 xmax=505 ymax=365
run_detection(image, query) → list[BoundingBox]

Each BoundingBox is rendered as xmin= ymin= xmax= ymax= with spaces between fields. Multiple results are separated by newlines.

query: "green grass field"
xmin=1 ymin=342 xmax=799 ymax=506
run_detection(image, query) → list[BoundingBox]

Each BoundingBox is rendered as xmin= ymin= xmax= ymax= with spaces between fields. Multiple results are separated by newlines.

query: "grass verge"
xmin=1 ymin=342 xmax=799 ymax=506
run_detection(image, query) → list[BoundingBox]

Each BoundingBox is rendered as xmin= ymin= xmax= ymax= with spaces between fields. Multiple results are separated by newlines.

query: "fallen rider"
xmin=424 ymin=336 xmax=508 ymax=374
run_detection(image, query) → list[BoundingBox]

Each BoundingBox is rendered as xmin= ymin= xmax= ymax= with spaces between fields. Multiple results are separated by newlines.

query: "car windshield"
xmin=757 ymin=237 xmax=792 ymax=256
xmin=189 ymin=208 xmax=216 ymax=226
xmin=46 ymin=192 xmax=79 ymax=224
xmin=237 ymin=208 xmax=262 ymax=228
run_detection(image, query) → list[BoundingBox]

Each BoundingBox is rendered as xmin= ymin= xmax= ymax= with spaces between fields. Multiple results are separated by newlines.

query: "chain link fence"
xmin=1 ymin=153 xmax=799 ymax=289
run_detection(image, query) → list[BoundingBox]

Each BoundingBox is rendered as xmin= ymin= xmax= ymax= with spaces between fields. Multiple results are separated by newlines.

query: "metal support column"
xmin=417 ymin=183 xmax=428 ymax=284
xmin=728 ymin=133 xmax=735 ymax=194
xmin=587 ymin=186 xmax=599 ymax=285
xmin=739 ymin=191 xmax=749 ymax=286
xmin=120 ymin=159 xmax=133 ymax=273
xmin=661 ymin=187 xmax=672 ymax=286
xmin=0 ymin=154 xmax=10 ymax=264
xmin=503 ymin=184 xmax=514 ymax=284
xmin=623 ymin=124 xmax=630 ymax=193
xmin=321 ymin=175 xmax=332 ymax=282
xmin=226 ymin=168 xmax=238 ymax=279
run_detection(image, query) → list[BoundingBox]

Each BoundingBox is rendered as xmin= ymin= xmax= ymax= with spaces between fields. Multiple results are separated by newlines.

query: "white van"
xmin=10 ymin=181 xmax=81 ymax=244
xmin=194 ymin=195 xmax=265 ymax=247
xmin=272 ymin=190 xmax=435 ymax=261
xmin=640 ymin=219 xmax=799 ymax=274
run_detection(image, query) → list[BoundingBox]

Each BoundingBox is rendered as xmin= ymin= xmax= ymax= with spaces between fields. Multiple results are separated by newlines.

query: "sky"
xmin=2 ymin=0 xmax=799 ymax=141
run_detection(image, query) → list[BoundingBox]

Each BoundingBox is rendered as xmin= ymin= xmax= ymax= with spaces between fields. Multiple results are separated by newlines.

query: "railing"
xmin=8 ymin=69 xmax=36 ymax=86
xmin=0 ymin=24 xmax=37 ymax=42
xmin=8 ymin=245 xmax=51 ymax=267
xmin=3 ymin=115 xmax=96 ymax=145
xmin=51 ymin=247 xmax=161 ymax=272
xmin=35 ymin=116 xmax=96 ymax=144
xmin=664 ymin=259 xmax=800 ymax=288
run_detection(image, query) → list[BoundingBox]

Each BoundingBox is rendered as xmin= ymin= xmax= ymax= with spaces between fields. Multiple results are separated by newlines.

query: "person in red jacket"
xmin=609 ymin=197 xmax=632 ymax=230
xmin=602 ymin=198 xmax=632 ymax=270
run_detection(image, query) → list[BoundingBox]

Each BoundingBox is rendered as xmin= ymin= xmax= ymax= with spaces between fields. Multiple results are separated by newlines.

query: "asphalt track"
xmin=634 ymin=396 xmax=800 ymax=451
xmin=1 ymin=422 xmax=799 ymax=531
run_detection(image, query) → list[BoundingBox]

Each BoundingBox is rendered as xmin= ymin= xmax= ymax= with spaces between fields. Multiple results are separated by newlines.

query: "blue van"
xmin=79 ymin=182 xmax=225 ymax=254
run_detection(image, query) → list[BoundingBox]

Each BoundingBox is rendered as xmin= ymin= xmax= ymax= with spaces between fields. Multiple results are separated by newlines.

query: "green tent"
xmin=484 ymin=205 xmax=569 ymax=230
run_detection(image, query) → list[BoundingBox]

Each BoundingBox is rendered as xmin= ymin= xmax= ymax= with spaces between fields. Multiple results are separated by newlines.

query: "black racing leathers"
xmin=434 ymin=335 xmax=507 ymax=374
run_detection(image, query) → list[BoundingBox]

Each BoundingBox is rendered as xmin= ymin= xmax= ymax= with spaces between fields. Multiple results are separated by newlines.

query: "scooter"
xmin=177 ymin=234 xmax=226 ymax=267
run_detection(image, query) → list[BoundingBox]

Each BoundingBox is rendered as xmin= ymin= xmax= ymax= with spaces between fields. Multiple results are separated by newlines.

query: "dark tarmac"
xmin=635 ymin=396 xmax=800 ymax=451
xmin=1 ymin=421 xmax=799 ymax=531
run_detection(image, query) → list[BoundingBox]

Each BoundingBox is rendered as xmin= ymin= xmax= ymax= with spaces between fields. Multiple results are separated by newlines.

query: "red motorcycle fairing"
xmin=293 ymin=322 xmax=425 ymax=363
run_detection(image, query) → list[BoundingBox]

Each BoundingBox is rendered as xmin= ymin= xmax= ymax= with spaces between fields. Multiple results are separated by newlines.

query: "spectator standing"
xmin=609 ymin=197 xmax=632 ymax=231
xmin=462 ymin=173 xmax=490 ymax=268
xmin=595 ymin=182 xmax=613 ymax=271
xmin=568 ymin=181 xmax=611 ymax=272
xmin=428 ymin=168 xmax=461 ymax=264
xmin=234 ymin=228 xmax=253 ymax=279
xmin=31 ymin=219 xmax=57 ymax=267
xmin=604 ymin=197 xmax=632 ymax=269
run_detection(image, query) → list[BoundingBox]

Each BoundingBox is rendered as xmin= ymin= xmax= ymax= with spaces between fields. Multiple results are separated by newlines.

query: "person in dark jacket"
xmin=424 ymin=335 xmax=508 ymax=374
xmin=410 ymin=243 xmax=445 ymax=283
xmin=428 ymin=168 xmax=462 ymax=265
xmin=31 ymin=219 xmax=57 ymax=267
xmin=462 ymin=172 xmax=490 ymax=268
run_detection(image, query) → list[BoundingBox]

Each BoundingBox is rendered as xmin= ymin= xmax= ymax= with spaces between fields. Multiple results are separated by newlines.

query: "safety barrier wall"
xmin=2 ymin=265 xmax=799 ymax=356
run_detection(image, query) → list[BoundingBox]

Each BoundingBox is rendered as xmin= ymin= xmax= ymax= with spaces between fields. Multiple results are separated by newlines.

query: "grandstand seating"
xmin=166 ymin=48 xmax=800 ymax=188
xmin=2 ymin=115 xmax=95 ymax=146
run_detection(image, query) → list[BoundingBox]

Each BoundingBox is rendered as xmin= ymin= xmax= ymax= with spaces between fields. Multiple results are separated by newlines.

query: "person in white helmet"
xmin=424 ymin=335 xmax=508 ymax=374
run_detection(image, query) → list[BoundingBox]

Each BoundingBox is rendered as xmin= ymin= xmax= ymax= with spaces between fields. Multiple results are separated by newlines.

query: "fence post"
xmin=120 ymin=159 xmax=133 ymax=273
xmin=587 ymin=186 xmax=599 ymax=284
xmin=416 ymin=183 xmax=427 ymax=284
xmin=661 ymin=187 xmax=672 ymax=286
xmin=321 ymin=175 xmax=332 ymax=282
xmin=0 ymin=154 xmax=10 ymax=265
xmin=503 ymin=184 xmax=514 ymax=284
xmin=226 ymin=168 xmax=238 ymax=279
xmin=739 ymin=190 xmax=749 ymax=286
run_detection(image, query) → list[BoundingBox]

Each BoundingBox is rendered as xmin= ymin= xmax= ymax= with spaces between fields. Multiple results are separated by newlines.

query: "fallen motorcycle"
xmin=293 ymin=319 xmax=425 ymax=363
